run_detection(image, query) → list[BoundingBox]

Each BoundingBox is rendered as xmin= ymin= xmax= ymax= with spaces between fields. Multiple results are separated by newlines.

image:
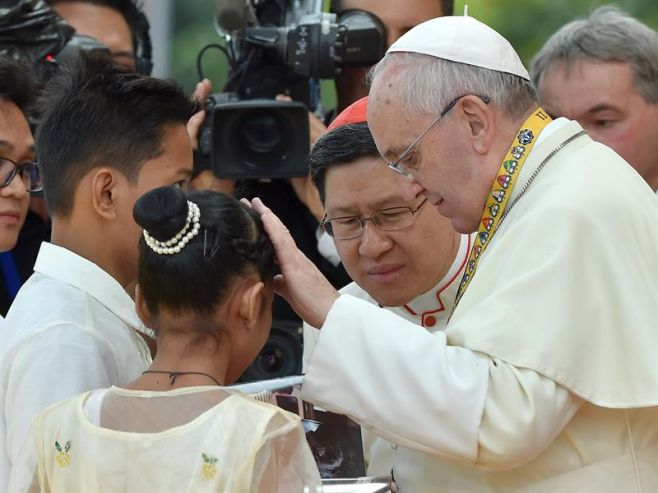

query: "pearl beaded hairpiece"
xmin=143 ymin=201 xmax=201 ymax=255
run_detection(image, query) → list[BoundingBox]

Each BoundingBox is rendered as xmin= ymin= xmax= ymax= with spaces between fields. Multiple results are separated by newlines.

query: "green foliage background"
xmin=170 ymin=1 xmax=658 ymax=108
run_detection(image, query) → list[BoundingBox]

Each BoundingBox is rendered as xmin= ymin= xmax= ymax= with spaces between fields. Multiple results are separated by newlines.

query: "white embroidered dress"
xmin=9 ymin=386 xmax=322 ymax=492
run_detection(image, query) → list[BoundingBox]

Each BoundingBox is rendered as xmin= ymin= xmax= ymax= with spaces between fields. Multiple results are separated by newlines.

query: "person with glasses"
xmin=249 ymin=14 xmax=658 ymax=493
xmin=0 ymin=56 xmax=39 ymax=317
xmin=302 ymin=96 xmax=470 ymax=492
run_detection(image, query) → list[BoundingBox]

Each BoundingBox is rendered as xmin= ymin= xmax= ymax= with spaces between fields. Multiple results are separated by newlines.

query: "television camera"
xmin=197 ymin=0 xmax=386 ymax=179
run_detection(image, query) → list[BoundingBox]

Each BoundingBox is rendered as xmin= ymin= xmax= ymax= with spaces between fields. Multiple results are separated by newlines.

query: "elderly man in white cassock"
xmin=249 ymin=13 xmax=658 ymax=493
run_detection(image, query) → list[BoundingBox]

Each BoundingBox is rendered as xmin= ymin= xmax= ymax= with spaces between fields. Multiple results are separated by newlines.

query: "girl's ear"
xmin=237 ymin=280 xmax=266 ymax=330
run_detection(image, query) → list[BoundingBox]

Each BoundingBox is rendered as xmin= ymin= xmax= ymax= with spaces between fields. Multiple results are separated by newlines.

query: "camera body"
xmin=197 ymin=0 xmax=385 ymax=179
xmin=200 ymin=93 xmax=309 ymax=179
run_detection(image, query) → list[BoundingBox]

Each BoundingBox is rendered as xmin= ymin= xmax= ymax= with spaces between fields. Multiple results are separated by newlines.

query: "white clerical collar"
xmin=536 ymin=117 xmax=570 ymax=146
xmin=33 ymin=242 xmax=144 ymax=333
xmin=393 ymin=233 xmax=472 ymax=330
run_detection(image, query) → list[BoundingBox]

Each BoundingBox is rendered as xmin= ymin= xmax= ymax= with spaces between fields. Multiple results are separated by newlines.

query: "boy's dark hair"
xmin=133 ymin=187 xmax=275 ymax=323
xmin=36 ymin=52 xmax=196 ymax=216
xmin=307 ymin=122 xmax=379 ymax=203
xmin=0 ymin=55 xmax=37 ymax=116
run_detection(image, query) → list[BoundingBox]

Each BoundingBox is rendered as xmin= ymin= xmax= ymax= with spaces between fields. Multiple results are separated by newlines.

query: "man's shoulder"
xmin=4 ymin=275 xmax=85 ymax=334
xmin=1 ymin=275 xmax=115 ymax=361
xmin=0 ymin=319 xmax=112 ymax=368
xmin=528 ymin=138 xmax=656 ymax=220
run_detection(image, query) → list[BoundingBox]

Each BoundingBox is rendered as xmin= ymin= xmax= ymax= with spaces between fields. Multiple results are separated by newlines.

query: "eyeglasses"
xmin=388 ymin=94 xmax=492 ymax=179
xmin=322 ymin=198 xmax=428 ymax=240
xmin=0 ymin=157 xmax=42 ymax=193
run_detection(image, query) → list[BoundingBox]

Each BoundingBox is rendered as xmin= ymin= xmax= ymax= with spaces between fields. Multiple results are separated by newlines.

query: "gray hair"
xmin=369 ymin=52 xmax=537 ymax=121
xmin=530 ymin=6 xmax=658 ymax=103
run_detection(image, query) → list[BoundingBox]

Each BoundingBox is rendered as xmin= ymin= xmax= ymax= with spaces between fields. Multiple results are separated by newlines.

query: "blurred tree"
xmin=171 ymin=1 xmax=658 ymax=107
xmin=171 ymin=0 xmax=227 ymax=93
xmin=455 ymin=0 xmax=658 ymax=65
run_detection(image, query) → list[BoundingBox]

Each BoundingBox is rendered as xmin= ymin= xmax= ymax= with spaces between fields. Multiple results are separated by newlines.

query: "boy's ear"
xmin=90 ymin=168 xmax=119 ymax=221
xmin=237 ymin=281 xmax=266 ymax=330
xmin=135 ymin=284 xmax=152 ymax=327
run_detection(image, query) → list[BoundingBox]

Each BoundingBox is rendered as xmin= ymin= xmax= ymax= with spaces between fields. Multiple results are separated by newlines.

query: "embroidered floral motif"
xmin=201 ymin=453 xmax=218 ymax=479
xmin=54 ymin=441 xmax=71 ymax=467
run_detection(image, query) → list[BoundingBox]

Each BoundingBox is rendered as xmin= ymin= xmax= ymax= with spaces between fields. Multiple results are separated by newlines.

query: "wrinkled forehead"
xmin=324 ymin=156 xmax=412 ymax=212
xmin=368 ymin=81 xmax=417 ymax=158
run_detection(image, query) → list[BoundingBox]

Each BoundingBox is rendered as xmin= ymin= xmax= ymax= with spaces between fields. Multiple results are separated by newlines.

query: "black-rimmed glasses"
xmin=388 ymin=94 xmax=491 ymax=179
xmin=0 ymin=157 xmax=42 ymax=193
xmin=322 ymin=198 xmax=428 ymax=240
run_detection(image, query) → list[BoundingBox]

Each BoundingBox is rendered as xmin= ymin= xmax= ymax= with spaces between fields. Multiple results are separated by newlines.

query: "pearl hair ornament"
xmin=143 ymin=201 xmax=201 ymax=255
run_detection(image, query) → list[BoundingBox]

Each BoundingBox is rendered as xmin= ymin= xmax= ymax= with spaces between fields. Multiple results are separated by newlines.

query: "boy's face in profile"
xmin=116 ymin=123 xmax=194 ymax=287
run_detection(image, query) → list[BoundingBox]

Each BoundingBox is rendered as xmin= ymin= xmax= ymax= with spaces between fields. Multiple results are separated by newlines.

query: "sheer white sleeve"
xmin=5 ymin=325 xmax=115 ymax=481
xmin=250 ymin=411 xmax=323 ymax=492
xmin=7 ymin=414 xmax=46 ymax=493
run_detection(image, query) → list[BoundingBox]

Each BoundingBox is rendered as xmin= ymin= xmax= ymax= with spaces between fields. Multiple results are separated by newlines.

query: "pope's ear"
xmin=90 ymin=168 xmax=119 ymax=221
xmin=460 ymin=96 xmax=494 ymax=154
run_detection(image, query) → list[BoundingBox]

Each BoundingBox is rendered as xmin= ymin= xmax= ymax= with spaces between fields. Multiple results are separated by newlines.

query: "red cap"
xmin=327 ymin=96 xmax=368 ymax=131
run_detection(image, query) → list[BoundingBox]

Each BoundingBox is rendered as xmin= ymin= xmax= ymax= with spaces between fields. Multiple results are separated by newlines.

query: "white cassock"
xmin=301 ymin=119 xmax=658 ymax=493
xmin=304 ymin=233 xmax=472 ymax=490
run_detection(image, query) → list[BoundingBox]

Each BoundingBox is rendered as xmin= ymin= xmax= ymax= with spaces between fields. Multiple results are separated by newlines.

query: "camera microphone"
xmin=214 ymin=0 xmax=247 ymax=34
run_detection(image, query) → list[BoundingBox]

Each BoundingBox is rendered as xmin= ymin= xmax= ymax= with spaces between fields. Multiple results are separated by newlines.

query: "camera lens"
xmin=206 ymin=99 xmax=309 ymax=179
xmin=258 ymin=346 xmax=286 ymax=375
xmin=241 ymin=114 xmax=283 ymax=153
xmin=236 ymin=111 xmax=288 ymax=169
xmin=238 ymin=330 xmax=301 ymax=382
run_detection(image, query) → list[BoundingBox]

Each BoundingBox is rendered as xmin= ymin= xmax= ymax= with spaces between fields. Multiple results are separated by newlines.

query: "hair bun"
xmin=133 ymin=186 xmax=189 ymax=242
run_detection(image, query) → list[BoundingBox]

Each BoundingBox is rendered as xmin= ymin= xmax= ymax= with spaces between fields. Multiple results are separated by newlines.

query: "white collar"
xmin=535 ymin=117 xmax=571 ymax=146
xmin=33 ymin=242 xmax=143 ymax=332
xmin=397 ymin=233 xmax=471 ymax=320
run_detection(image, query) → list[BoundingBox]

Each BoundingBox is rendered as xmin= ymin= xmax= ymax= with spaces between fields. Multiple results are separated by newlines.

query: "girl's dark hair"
xmin=133 ymin=187 xmax=275 ymax=319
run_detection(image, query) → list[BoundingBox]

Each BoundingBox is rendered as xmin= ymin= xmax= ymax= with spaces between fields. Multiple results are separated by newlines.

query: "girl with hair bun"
xmin=11 ymin=187 xmax=322 ymax=492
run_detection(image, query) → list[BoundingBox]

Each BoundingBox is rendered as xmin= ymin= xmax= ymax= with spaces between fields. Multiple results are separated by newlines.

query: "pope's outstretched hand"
xmin=248 ymin=197 xmax=339 ymax=328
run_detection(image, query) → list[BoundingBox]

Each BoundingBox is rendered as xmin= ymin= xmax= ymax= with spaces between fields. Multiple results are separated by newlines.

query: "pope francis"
xmin=249 ymin=14 xmax=658 ymax=493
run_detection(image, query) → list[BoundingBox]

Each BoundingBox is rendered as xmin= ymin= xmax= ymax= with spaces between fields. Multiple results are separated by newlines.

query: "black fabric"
xmin=0 ymin=0 xmax=74 ymax=62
